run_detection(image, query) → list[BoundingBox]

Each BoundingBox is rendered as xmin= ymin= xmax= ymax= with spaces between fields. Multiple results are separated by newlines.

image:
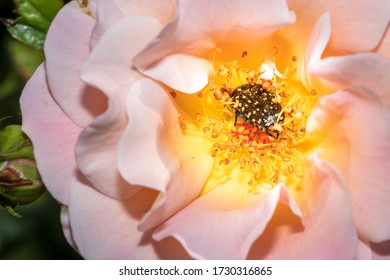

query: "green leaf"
xmin=7 ymin=23 xmax=45 ymax=50
xmin=4 ymin=0 xmax=64 ymax=50
xmin=19 ymin=0 xmax=64 ymax=22
xmin=12 ymin=0 xmax=64 ymax=32
xmin=13 ymin=1 xmax=50 ymax=32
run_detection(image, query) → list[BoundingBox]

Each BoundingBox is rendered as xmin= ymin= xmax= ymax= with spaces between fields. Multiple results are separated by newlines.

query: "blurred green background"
xmin=0 ymin=0 xmax=81 ymax=259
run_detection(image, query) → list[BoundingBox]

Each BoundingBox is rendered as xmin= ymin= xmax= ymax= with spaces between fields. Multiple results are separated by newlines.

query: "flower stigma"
xmin=170 ymin=50 xmax=319 ymax=195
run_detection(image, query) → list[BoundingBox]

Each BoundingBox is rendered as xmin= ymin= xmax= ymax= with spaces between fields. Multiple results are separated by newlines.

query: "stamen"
xmin=172 ymin=52 xmax=319 ymax=194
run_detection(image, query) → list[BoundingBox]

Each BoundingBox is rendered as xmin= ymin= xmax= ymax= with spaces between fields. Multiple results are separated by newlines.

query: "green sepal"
xmin=0 ymin=125 xmax=34 ymax=161
xmin=0 ymin=159 xmax=45 ymax=215
xmin=5 ymin=205 xmax=22 ymax=218
xmin=0 ymin=160 xmax=45 ymax=204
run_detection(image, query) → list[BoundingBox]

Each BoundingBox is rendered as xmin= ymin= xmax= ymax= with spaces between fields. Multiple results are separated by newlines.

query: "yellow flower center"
xmin=170 ymin=50 xmax=319 ymax=195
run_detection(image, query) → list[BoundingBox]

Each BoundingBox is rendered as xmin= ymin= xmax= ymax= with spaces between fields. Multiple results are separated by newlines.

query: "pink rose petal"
xmin=20 ymin=64 xmax=81 ymax=205
xmin=133 ymin=0 xmax=294 ymax=93
xmin=82 ymin=16 xmax=162 ymax=96
xmin=117 ymin=80 xmax=173 ymax=193
xmin=354 ymin=239 xmax=372 ymax=260
xmin=325 ymin=1 xmax=390 ymax=54
xmin=75 ymin=84 xmax=139 ymax=199
xmin=141 ymin=54 xmax=212 ymax=94
xmin=68 ymin=174 xmax=191 ymax=259
xmin=306 ymin=88 xmax=390 ymax=243
xmin=85 ymin=0 xmax=97 ymax=16
xmin=311 ymin=53 xmax=390 ymax=106
xmin=376 ymin=24 xmax=390 ymax=59
xmin=91 ymin=0 xmax=175 ymax=48
xmin=60 ymin=206 xmax=78 ymax=251
xmin=354 ymin=238 xmax=390 ymax=260
xmin=45 ymin=1 xmax=107 ymax=127
xmin=248 ymin=153 xmax=358 ymax=259
xmin=138 ymin=156 xmax=214 ymax=232
xmin=153 ymin=176 xmax=301 ymax=259
xmin=287 ymin=0 xmax=390 ymax=55
xmin=300 ymin=13 xmax=331 ymax=91
xmin=76 ymin=16 xmax=164 ymax=199
xmin=119 ymin=78 xmax=214 ymax=231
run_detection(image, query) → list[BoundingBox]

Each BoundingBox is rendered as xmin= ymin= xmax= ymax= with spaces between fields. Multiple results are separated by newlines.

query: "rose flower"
xmin=20 ymin=0 xmax=390 ymax=259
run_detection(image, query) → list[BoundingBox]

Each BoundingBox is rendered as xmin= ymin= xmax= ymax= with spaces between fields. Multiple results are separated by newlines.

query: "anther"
xmin=283 ymin=156 xmax=291 ymax=162
xmin=180 ymin=123 xmax=187 ymax=131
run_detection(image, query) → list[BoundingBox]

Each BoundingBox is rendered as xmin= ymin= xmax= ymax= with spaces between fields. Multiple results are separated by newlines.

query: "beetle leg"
xmin=265 ymin=128 xmax=279 ymax=139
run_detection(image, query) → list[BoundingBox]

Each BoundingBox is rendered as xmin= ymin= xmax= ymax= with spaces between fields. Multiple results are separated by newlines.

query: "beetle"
xmin=230 ymin=83 xmax=285 ymax=138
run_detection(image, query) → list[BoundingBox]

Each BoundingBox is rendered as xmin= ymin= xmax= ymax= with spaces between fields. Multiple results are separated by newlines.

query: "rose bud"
xmin=0 ymin=125 xmax=45 ymax=216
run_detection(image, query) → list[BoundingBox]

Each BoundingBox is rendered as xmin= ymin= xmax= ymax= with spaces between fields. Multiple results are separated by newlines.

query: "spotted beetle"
xmin=231 ymin=83 xmax=285 ymax=138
